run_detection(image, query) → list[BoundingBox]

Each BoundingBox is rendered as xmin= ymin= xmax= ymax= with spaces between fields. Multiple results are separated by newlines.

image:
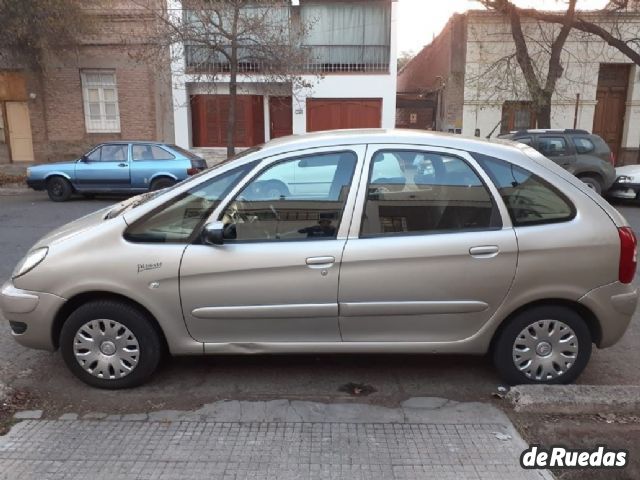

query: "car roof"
xmin=505 ymin=129 xmax=591 ymax=136
xmin=96 ymin=141 xmax=171 ymax=146
xmin=251 ymin=128 xmax=529 ymax=162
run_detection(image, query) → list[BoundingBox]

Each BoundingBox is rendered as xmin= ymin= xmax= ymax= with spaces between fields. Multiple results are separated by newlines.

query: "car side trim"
xmin=192 ymin=303 xmax=338 ymax=319
xmin=340 ymin=301 xmax=489 ymax=316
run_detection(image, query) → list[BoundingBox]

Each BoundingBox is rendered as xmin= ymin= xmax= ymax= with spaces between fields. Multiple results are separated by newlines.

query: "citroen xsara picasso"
xmin=1 ymin=130 xmax=637 ymax=388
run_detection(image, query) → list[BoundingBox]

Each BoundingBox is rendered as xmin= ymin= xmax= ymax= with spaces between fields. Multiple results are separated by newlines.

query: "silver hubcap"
xmin=73 ymin=319 xmax=140 ymax=380
xmin=512 ymin=319 xmax=579 ymax=381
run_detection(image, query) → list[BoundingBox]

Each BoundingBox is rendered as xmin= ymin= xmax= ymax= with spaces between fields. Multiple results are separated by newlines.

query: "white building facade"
xmin=169 ymin=0 xmax=397 ymax=156
xmin=399 ymin=10 xmax=640 ymax=164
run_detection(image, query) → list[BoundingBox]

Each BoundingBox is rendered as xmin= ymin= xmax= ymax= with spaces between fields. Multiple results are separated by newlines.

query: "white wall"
xmin=462 ymin=13 xmax=640 ymax=145
xmin=169 ymin=0 xmax=398 ymax=149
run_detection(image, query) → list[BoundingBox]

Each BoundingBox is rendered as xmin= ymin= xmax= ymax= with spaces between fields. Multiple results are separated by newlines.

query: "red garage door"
xmin=191 ymin=94 xmax=265 ymax=148
xmin=306 ymin=99 xmax=382 ymax=132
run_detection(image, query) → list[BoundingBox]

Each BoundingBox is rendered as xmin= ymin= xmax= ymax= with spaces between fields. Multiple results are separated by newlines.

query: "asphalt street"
xmin=0 ymin=190 xmax=639 ymax=414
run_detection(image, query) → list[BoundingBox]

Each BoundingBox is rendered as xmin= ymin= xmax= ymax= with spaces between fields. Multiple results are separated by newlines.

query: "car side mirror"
xmin=202 ymin=221 xmax=225 ymax=246
xmin=79 ymin=155 xmax=88 ymax=163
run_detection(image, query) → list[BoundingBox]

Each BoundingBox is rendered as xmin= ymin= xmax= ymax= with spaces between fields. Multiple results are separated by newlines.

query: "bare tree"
xmin=0 ymin=0 xmax=92 ymax=70
xmin=477 ymin=0 xmax=640 ymax=128
xmin=133 ymin=0 xmax=316 ymax=156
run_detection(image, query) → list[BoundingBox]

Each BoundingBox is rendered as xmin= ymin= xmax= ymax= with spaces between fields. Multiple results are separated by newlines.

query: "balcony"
xmin=184 ymin=44 xmax=390 ymax=74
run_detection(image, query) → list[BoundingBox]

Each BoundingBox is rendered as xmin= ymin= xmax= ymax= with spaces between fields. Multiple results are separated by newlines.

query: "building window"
xmin=501 ymin=101 xmax=535 ymax=134
xmin=81 ymin=70 xmax=120 ymax=133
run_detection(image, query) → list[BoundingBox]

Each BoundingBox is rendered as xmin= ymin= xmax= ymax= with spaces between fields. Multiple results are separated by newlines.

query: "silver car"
xmin=1 ymin=130 xmax=637 ymax=389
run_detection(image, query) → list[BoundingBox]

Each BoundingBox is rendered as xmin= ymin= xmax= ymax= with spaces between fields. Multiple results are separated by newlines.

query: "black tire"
xmin=492 ymin=306 xmax=592 ymax=385
xmin=578 ymin=176 xmax=603 ymax=195
xmin=46 ymin=176 xmax=73 ymax=202
xmin=60 ymin=299 xmax=163 ymax=389
xmin=150 ymin=177 xmax=175 ymax=191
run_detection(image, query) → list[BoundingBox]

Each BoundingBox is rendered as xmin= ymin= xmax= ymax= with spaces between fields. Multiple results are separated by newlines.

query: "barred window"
xmin=81 ymin=70 xmax=120 ymax=133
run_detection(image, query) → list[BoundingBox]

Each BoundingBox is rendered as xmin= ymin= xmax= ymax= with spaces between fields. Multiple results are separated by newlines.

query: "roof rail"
xmin=511 ymin=128 xmax=591 ymax=135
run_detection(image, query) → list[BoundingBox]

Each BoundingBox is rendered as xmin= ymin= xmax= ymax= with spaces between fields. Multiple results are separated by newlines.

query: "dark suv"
xmin=498 ymin=129 xmax=616 ymax=194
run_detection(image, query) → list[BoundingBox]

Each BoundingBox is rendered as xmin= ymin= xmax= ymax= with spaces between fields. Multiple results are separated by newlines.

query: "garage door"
xmin=307 ymin=99 xmax=382 ymax=132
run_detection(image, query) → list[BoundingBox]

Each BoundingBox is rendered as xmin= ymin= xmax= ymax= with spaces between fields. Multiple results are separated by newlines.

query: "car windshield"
xmin=104 ymin=146 xmax=263 ymax=219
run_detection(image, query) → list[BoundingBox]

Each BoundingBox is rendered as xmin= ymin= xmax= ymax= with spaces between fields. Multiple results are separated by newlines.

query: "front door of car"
xmin=75 ymin=143 xmax=131 ymax=189
xmin=338 ymin=146 xmax=518 ymax=342
xmin=179 ymin=146 xmax=366 ymax=345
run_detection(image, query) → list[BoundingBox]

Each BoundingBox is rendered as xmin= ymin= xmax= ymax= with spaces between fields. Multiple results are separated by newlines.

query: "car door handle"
xmin=306 ymin=256 xmax=335 ymax=267
xmin=469 ymin=246 xmax=499 ymax=258
xmin=118 ymin=163 xmax=128 ymax=167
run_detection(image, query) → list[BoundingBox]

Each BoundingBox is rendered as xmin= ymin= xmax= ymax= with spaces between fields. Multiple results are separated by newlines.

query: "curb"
xmin=506 ymin=385 xmax=640 ymax=414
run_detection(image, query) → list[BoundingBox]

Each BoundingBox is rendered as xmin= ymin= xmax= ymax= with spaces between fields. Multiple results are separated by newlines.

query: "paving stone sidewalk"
xmin=0 ymin=398 xmax=552 ymax=480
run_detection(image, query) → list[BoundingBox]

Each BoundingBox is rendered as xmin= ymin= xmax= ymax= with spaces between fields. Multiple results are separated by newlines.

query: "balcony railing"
xmin=184 ymin=44 xmax=390 ymax=74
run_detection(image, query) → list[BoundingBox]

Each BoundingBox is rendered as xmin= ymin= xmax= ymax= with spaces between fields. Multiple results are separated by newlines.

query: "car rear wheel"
xmin=150 ymin=177 xmax=175 ymax=191
xmin=492 ymin=306 xmax=592 ymax=385
xmin=60 ymin=300 xmax=163 ymax=389
xmin=578 ymin=176 xmax=603 ymax=195
xmin=46 ymin=177 xmax=73 ymax=202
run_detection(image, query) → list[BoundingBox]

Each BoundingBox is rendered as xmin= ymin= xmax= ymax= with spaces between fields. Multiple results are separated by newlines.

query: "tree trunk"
xmin=535 ymin=93 xmax=552 ymax=129
xmin=226 ymin=6 xmax=240 ymax=158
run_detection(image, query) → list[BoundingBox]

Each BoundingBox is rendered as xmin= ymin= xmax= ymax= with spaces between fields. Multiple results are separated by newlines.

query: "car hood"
xmin=615 ymin=165 xmax=640 ymax=182
xmin=32 ymin=205 xmax=114 ymax=249
xmin=31 ymin=160 xmax=78 ymax=170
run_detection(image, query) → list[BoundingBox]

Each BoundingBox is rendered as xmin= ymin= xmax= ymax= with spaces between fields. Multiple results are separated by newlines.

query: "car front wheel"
xmin=46 ymin=177 xmax=73 ymax=202
xmin=492 ymin=306 xmax=592 ymax=385
xmin=60 ymin=299 xmax=163 ymax=389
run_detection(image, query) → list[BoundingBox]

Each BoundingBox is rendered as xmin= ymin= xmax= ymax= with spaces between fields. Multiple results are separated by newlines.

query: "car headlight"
xmin=617 ymin=175 xmax=633 ymax=184
xmin=26 ymin=167 xmax=31 ymax=177
xmin=12 ymin=247 xmax=48 ymax=279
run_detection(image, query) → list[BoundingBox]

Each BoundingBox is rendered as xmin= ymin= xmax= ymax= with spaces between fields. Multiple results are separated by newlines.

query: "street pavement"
xmin=0 ymin=398 xmax=552 ymax=480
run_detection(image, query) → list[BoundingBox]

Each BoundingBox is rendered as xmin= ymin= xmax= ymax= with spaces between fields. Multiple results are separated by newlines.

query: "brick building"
xmin=398 ymin=9 xmax=640 ymax=165
xmin=0 ymin=1 xmax=173 ymax=164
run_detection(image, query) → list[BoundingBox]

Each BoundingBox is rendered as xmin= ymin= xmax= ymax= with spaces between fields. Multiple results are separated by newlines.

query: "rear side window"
xmin=573 ymin=137 xmax=595 ymax=154
xmin=132 ymin=145 xmax=176 ymax=161
xmin=473 ymin=154 xmax=575 ymax=227
xmin=513 ymin=136 xmax=533 ymax=146
xmin=360 ymin=150 xmax=500 ymax=237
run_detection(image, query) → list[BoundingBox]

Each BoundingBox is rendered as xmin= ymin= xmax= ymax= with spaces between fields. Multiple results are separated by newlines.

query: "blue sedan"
xmin=26 ymin=142 xmax=207 ymax=201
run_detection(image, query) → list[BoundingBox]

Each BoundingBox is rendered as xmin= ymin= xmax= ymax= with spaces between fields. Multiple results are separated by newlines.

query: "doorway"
xmin=5 ymin=101 xmax=34 ymax=162
xmin=593 ymin=64 xmax=630 ymax=162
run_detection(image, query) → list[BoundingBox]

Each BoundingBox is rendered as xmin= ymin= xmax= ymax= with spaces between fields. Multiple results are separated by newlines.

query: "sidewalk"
xmin=0 ymin=398 xmax=551 ymax=480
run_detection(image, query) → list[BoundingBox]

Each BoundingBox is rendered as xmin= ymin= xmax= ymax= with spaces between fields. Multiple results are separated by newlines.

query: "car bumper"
xmin=0 ymin=280 xmax=66 ymax=351
xmin=579 ymin=281 xmax=638 ymax=348
xmin=608 ymin=182 xmax=640 ymax=199
xmin=26 ymin=179 xmax=46 ymax=191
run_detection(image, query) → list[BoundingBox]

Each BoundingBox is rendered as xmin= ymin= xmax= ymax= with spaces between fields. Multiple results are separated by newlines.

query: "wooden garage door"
xmin=307 ymin=99 xmax=382 ymax=132
xmin=191 ymin=94 xmax=264 ymax=148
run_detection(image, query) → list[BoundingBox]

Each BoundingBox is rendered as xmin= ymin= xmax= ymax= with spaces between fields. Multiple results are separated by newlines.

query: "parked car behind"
xmin=498 ymin=129 xmax=616 ymax=194
xmin=2 ymin=130 xmax=637 ymax=389
xmin=26 ymin=142 xmax=207 ymax=202
xmin=608 ymin=164 xmax=640 ymax=201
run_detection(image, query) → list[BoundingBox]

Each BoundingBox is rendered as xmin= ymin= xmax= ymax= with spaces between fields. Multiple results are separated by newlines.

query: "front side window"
xmin=132 ymin=145 xmax=176 ymax=161
xmin=124 ymin=164 xmax=255 ymax=243
xmin=537 ymin=136 xmax=568 ymax=157
xmin=360 ymin=150 xmax=499 ymax=237
xmin=85 ymin=144 xmax=127 ymax=162
xmin=220 ymin=152 xmax=358 ymax=242
xmin=473 ymin=153 xmax=575 ymax=226
xmin=81 ymin=70 xmax=120 ymax=133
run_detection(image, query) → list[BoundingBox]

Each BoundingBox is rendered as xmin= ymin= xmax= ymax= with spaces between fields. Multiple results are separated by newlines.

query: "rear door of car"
xmin=535 ymin=135 xmax=577 ymax=170
xmin=75 ymin=143 xmax=131 ymax=189
xmin=337 ymin=145 xmax=518 ymax=343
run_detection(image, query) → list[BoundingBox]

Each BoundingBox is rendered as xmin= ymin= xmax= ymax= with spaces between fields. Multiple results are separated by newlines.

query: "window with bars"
xmin=81 ymin=70 xmax=120 ymax=133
